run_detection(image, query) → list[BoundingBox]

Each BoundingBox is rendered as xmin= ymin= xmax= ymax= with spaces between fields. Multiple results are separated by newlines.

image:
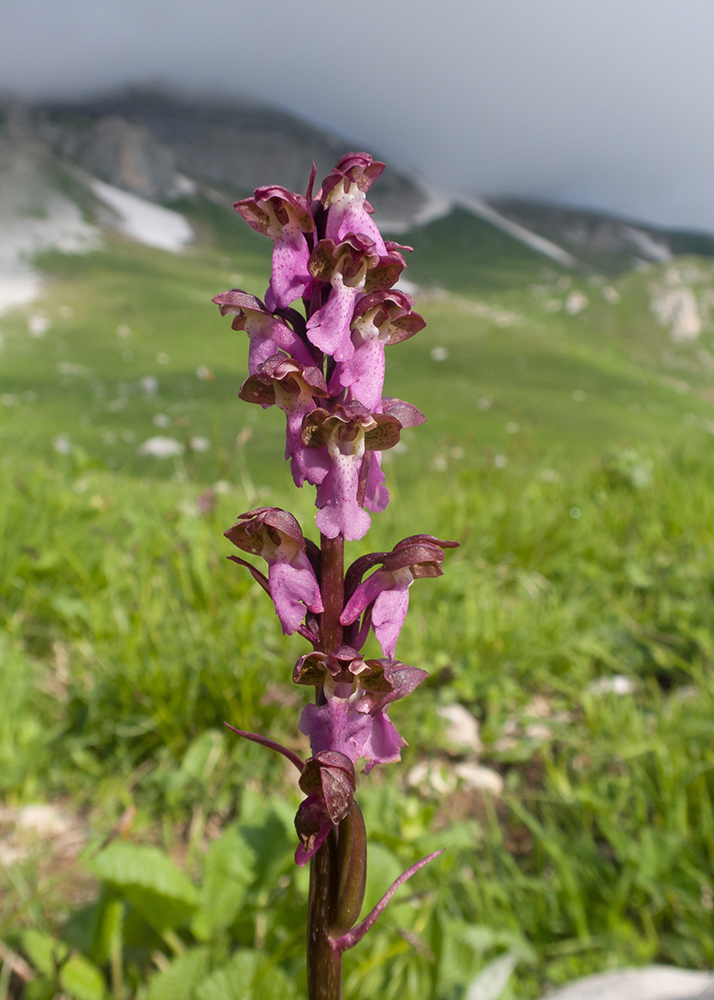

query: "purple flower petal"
xmin=315 ymin=449 xmax=372 ymax=541
xmin=370 ymin=585 xmax=411 ymax=660
xmin=265 ymin=229 xmax=312 ymax=310
xmin=306 ymin=275 xmax=361 ymax=362
xmin=269 ymin=550 xmax=323 ymax=635
xmin=224 ymin=508 xmax=323 ymax=635
xmin=338 ymin=339 xmax=385 ymax=411
xmin=362 ymin=452 xmax=389 ymax=513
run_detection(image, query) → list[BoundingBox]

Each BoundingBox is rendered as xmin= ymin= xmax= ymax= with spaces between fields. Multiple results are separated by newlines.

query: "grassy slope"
xmin=2 ymin=201 xmax=714 ymax=998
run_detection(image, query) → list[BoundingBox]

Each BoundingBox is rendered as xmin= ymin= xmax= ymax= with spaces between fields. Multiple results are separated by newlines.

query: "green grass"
xmin=2 ymin=208 xmax=714 ymax=999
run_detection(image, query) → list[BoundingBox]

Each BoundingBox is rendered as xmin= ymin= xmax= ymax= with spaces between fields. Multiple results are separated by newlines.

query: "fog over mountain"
xmin=2 ymin=0 xmax=713 ymax=232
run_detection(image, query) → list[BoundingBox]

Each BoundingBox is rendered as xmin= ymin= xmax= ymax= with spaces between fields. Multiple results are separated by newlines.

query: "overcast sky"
xmin=2 ymin=0 xmax=713 ymax=231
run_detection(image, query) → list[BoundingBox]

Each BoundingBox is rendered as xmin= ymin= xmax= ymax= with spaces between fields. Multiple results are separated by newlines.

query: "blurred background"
xmin=2 ymin=2 xmax=714 ymax=999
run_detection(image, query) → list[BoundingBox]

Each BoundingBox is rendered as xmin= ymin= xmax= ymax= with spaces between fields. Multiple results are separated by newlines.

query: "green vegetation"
xmin=2 ymin=209 xmax=714 ymax=999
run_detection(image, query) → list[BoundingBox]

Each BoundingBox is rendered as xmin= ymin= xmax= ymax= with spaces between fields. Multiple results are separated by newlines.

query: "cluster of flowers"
xmin=214 ymin=154 xmax=456 ymax=961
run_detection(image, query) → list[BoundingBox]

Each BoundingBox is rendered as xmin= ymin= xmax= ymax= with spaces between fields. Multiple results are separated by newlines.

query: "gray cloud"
xmin=3 ymin=0 xmax=713 ymax=230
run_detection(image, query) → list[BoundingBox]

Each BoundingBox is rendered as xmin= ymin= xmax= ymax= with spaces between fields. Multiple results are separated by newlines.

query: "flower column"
xmin=214 ymin=153 xmax=457 ymax=1000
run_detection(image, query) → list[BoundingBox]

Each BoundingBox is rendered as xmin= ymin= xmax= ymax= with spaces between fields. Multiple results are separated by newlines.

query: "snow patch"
xmin=624 ymin=226 xmax=673 ymax=263
xmin=459 ymin=195 xmax=578 ymax=268
xmin=89 ymin=178 xmax=194 ymax=253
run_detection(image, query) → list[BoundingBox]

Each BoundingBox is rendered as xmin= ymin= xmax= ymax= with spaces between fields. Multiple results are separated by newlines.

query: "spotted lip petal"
xmin=239 ymin=355 xmax=330 ymax=487
xmin=306 ymin=236 xmax=407 ymax=363
xmin=234 ymin=187 xmax=315 ymax=310
xmin=302 ymin=403 xmax=404 ymax=541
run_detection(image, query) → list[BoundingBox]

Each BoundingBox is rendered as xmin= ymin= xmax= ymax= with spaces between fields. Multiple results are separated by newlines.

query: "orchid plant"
xmin=214 ymin=153 xmax=457 ymax=1000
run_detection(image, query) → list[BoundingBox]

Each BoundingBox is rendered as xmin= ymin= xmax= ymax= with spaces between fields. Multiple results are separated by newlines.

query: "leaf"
xmin=25 ymin=976 xmax=55 ymax=1000
xmin=195 ymin=952 xmax=296 ymax=1000
xmin=253 ymin=965 xmax=297 ymax=1000
xmin=21 ymin=929 xmax=66 ymax=978
xmin=181 ymin=730 xmax=225 ymax=783
xmin=196 ymin=951 xmax=260 ymax=1000
xmin=464 ymin=952 xmax=517 ymax=1000
xmin=90 ymin=842 xmax=199 ymax=932
xmin=59 ymin=955 xmax=107 ymax=1000
xmin=145 ymin=947 xmax=211 ymax=1000
xmin=192 ymin=826 xmax=256 ymax=939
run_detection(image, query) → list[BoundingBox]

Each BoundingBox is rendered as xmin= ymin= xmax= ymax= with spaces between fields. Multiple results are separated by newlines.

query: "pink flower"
xmin=239 ymin=354 xmax=331 ymax=487
xmin=212 ymin=289 xmax=316 ymax=373
xmin=295 ymin=648 xmax=428 ymax=774
xmin=320 ymin=153 xmax=387 ymax=253
xmin=341 ymin=536 xmax=459 ymax=657
xmin=224 ymin=507 xmax=323 ymax=635
xmin=301 ymin=402 xmax=407 ymax=541
xmin=331 ymin=290 xmax=425 ymax=410
xmin=306 ymin=236 xmax=406 ymax=362
xmin=234 ymin=186 xmax=315 ymax=309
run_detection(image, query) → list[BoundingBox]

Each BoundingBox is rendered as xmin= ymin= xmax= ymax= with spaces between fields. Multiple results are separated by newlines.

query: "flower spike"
xmin=214 ymin=153 xmax=457 ymax=996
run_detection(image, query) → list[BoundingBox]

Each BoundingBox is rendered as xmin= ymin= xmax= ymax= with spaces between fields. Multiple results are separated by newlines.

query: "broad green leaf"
xmin=192 ymin=826 xmax=256 ymax=940
xmin=25 ymin=975 xmax=55 ymax=1000
xmin=59 ymin=955 xmax=107 ymax=1000
xmin=181 ymin=730 xmax=225 ymax=782
xmin=90 ymin=842 xmax=198 ymax=932
xmin=252 ymin=964 xmax=297 ymax=1000
xmin=21 ymin=929 xmax=66 ymax=978
xmin=196 ymin=950 xmax=260 ymax=1000
xmin=465 ymin=952 xmax=517 ymax=1000
xmin=145 ymin=946 xmax=211 ymax=1000
xmin=237 ymin=813 xmax=294 ymax=892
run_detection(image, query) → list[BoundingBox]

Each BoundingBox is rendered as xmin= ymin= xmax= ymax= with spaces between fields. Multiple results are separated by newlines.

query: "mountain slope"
xmin=490 ymin=197 xmax=714 ymax=274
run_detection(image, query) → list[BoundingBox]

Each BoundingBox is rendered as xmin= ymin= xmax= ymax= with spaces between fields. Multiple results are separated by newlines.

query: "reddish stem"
xmin=307 ymin=829 xmax=342 ymax=999
xmin=319 ymin=533 xmax=344 ymax=652
xmin=306 ymin=532 xmax=346 ymax=999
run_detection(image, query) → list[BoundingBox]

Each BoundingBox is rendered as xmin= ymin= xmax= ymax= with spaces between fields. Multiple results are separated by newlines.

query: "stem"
xmin=319 ymin=533 xmax=344 ymax=651
xmin=308 ymin=534 xmax=345 ymax=996
xmin=307 ymin=829 xmax=342 ymax=1000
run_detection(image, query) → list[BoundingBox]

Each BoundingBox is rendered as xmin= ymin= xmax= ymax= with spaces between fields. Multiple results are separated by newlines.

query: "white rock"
xmin=454 ymin=763 xmax=504 ymax=796
xmin=587 ymin=675 xmax=636 ymax=696
xmin=137 ymin=435 xmax=184 ymax=459
xmin=437 ymin=704 xmax=483 ymax=753
xmin=538 ymin=966 xmax=714 ymax=1000
xmin=651 ymin=287 xmax=701 ymax=343
xmin=16 ymin=804 xmax=71 ymax=837
xmin=565 ymin=291 xmax=589 ymax=315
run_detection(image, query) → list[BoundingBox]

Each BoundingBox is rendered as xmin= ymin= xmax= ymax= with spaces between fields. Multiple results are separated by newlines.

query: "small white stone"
xmin=53 ymin=434 xmax=71 ymax=455
xmin=565 ymin=291 xmax=589 ymax=315
xmin=407 ymin=761 xmax=430 ymax=788
xmin=437 ymin=704 xmax=483 ymax=753
xmin=28 ymin=313 xmax=50 ymax=337
xmin=538 ymin=966 xmax=714 ymax=1000
xmin=16 ymin=804 xmax=71 ymax=837
xmin=137 ymin=436 xmax=184 ymax=459
xmin=587 ymin=675 xmax=636 ymax=696
xmin=454 ymin=763 xmax=504 ymax=796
